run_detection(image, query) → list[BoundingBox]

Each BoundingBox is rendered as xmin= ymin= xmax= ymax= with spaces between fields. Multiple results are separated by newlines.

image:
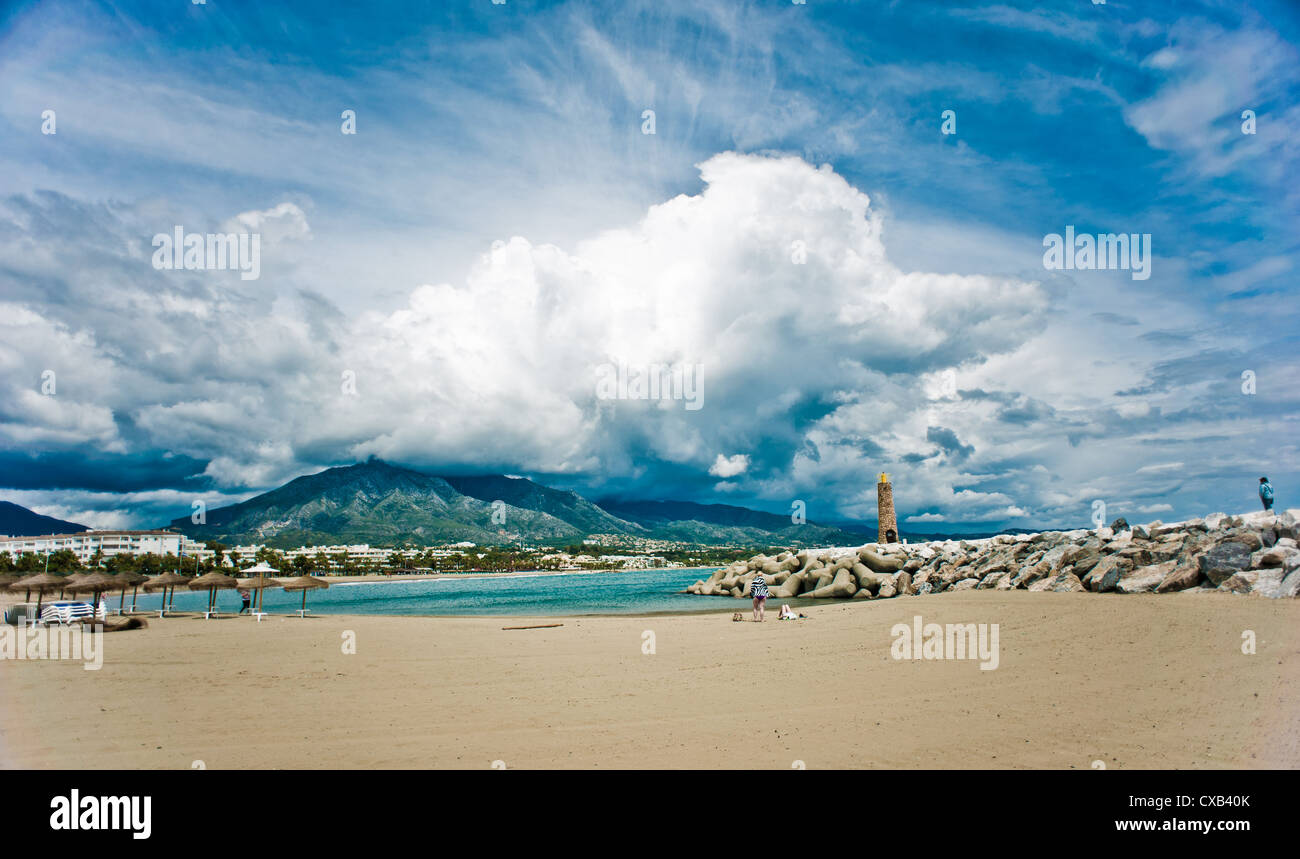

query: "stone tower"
xmin=877 ymin=472 xmax=898 ymax=544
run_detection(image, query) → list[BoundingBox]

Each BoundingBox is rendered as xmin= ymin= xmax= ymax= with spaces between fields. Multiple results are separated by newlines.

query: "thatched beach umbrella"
xmin=188 ymin=571 xmax=237 ymax=618
xmin=0 ymin=573 xmax=22 ymax=589
xmin=241 ymin=562 xmax=279 ymax=614
xmin=58 ymin=571 xmax=90 ymax=600
xmin=143 ymin=572 xmax=190 ymax=617
xmin=70 ymin=572 xmax=118 ymax=617
xmin=235 ymin=576 xmax=283 ymax=590
xmin=112 ymin=571 xmax=148 ymax=615
xmin=280 ymin=574 xmax=329 ymax=618
xmin=11 ymin=572 xmax=67 ymax=615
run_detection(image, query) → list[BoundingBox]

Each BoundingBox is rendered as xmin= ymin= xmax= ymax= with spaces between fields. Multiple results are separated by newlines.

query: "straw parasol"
xmin=70 ymin=572 xmax=118 ymax=616
xmin=10 ymin=572 xmax=68 ymax=615
xmin=142 ymin=572 xmax=190 ymax=616
xmin=188 ymin=571 xmax=238 ymax=618
xmin=235 ymin=576 xmax=282 ymax=590
xmin=58 ymin=571 xmax=90 ymax=599
xmin=241 ymin=561 xmax=279 ymax=614
xmin=0 ymin=573 xmax=23 ymax=589
xmin=112 ymin=571 xmax=148 ymax=615
xmin=280 ymin=574 xmax=329 ymax=618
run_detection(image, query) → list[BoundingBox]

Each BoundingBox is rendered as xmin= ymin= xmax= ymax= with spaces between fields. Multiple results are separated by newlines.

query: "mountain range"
xmin=0 ymin=501 xmax=88 ymax=538
xmin=165 ymin=459 xmax=875 ymax=548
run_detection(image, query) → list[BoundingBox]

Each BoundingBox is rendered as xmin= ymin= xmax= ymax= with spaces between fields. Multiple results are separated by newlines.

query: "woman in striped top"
xmin=749 ymin=574 xmax=769 ymax=622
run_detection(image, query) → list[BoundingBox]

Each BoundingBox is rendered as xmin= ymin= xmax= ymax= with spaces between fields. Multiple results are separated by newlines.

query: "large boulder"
xmin=1198 ymin=542 xmax=1252 ymax=586
xmin=1116 ymin=545 xmax=1156 ymax=567
xmin=1010 ymin=560 xmax=1051 ymax=588
xmin=1084 ymin=556 xmax=1132 ymax=592
xmin=1060 ymin=545 xmax=1101 ymax=575
xmin=1115 ymin=561 xmax=1176 ymax=594
xmin=1279 ymin=569 xmax=1300 ymax=599
xmin=950 ymin=578 xmax=979 ymax=591
xmin=1221 ymin=529 xmax=1264 ymax=552
xmin=1219 ymin=568 xmax=1286 ymax=599
xmin=1047 ymin=572 xmax=1086 ymax=592
xmin=895 ymin=570 xmax=915 ymax=596
xmin=1155 ymin=564 xmax=1202 ymax=593
xmin=1040 ymin=544 xmax=1071 ymax=573
xmin=1253 ymin=545 xmax=1300 ymax=571
xmin=1203 ymin=512 xmax=1229 ymax=531
xmin=937 ymin=564 xmax=968 ymax=588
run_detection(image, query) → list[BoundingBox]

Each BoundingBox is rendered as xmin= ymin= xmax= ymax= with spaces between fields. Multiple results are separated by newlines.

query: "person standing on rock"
xmin=1259 ymin=477 xmax=1274 ymax=512
xmin=749 ymin=574 xmax=769 ymax=622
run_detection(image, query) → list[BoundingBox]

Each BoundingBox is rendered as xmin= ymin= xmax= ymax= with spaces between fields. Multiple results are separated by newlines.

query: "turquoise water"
xmin=145 ymin=567 xmax=737 ymax=617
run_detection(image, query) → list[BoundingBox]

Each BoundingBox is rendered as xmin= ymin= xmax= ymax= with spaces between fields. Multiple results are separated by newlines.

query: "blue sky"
xmin=0 ymin=0 xmax=1297 ymax=533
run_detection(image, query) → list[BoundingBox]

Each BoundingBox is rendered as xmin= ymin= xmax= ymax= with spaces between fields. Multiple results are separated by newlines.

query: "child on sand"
xmin=749 ymin=574 xmax=769 ymax=622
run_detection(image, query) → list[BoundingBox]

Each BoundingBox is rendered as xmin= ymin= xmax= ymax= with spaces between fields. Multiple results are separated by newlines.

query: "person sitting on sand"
xmin=749 ymin=574 xmax=769 ymax=621
xmin=1260 ymin=476 xmax=1274 ymax=512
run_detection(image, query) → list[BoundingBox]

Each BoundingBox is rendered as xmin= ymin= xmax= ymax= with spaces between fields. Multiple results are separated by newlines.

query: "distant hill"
xmin=595 ymin=498 xmax=872 ymax=546
xmin=0 ymin=501 xmax=88 ymax=537
xmin=441 ymin=474 xmax=642 ymax=537
xmin=169 ymin=460 xmax=612 ymax=548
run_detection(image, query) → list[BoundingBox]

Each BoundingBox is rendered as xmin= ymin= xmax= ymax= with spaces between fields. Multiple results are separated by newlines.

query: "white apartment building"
xmin=0 ymin=530 xmax=210 ymax=565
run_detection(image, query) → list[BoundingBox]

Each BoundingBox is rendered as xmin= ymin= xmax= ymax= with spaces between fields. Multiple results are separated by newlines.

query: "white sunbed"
xmin=40 ymin=602 xmax=95 ymax=624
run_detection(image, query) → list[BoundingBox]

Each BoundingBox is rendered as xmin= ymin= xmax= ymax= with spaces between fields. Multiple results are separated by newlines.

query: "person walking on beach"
xmin=238 ymin=588 xmax=252 ymax=614
xmin=1259 ymin=477 xmax=1274 ymax=512
xmin=749 ymin=573 xmax=769 ymax=622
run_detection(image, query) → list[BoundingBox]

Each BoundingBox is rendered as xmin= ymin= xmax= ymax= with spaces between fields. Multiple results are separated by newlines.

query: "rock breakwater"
xmin=685 ymin=509 xmax=1300 ymax=600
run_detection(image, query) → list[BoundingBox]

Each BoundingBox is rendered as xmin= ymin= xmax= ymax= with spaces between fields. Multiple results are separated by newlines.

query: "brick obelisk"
xmin=877 ymin=472 xmax=898 ymax=544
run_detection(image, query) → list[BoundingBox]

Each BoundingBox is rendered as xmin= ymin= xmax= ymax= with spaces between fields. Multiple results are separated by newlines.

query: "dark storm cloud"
xmin=926 ymin=426 xmax=975 ymax=461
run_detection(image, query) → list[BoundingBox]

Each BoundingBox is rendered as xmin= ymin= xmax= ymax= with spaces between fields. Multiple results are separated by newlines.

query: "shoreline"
xmin=318 ymin=566 xmax=705 ymax=584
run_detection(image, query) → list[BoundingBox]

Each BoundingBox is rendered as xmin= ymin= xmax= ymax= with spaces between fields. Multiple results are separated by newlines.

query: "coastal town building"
xmin=0 ymin=530 xmax=210 ymax=564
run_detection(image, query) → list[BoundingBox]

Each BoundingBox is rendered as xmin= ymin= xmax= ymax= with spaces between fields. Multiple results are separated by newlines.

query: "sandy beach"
xmin=2 ymin=591 xmax=1297 ymax=769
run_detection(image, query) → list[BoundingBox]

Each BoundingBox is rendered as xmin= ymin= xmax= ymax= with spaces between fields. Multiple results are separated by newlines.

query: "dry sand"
xmin=1 ymin=591 xmax=1297 ymax=769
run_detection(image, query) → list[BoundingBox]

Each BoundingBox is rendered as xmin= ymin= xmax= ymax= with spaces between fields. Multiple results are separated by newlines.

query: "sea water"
xmin=155 ymin=567 xmax=739 ymax=617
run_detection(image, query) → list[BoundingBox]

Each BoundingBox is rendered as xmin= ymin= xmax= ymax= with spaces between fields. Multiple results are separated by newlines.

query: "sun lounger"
xmin=40 ymin=602 xmax=95 ymax=624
